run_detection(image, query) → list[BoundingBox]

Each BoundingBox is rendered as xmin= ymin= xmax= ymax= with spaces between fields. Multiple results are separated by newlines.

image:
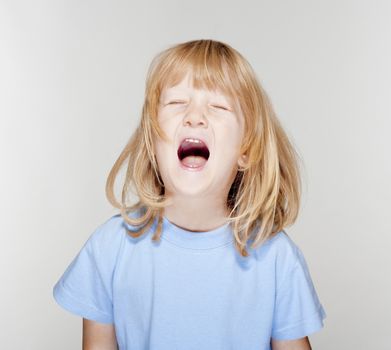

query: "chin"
xmin=169 ymin=181 xmax=213 ymax=197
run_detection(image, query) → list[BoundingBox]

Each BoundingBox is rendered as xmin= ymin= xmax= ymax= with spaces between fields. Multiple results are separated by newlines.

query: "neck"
xmin=162 ymin=194 xmax=231 ymax=232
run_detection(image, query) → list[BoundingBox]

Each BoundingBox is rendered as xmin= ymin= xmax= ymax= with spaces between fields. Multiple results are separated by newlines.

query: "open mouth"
xmin=177 ymin=138 xmax=210 ymax=170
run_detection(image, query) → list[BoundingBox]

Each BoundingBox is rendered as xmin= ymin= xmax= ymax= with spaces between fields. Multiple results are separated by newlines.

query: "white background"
xmin=1 ymin=0 xmax=390 ymax=348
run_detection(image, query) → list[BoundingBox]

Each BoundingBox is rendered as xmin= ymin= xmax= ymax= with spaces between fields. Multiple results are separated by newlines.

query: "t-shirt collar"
xmin=159 ymin=215 xmax=234 ymax=250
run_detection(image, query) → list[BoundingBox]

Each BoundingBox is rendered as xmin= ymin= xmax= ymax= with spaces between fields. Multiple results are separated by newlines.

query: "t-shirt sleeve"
xmin=271 ymin=243 xmax=326 ymax=340
xmin=53 ymin=216 xmax=122 ymax=324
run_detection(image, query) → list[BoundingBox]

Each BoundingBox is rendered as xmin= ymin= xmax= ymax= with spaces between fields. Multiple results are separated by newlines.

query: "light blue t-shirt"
xmin=53 ymin=210 xmax=326 ymax=349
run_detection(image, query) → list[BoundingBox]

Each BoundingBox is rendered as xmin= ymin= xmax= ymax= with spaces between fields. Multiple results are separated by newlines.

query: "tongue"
xmin=181 ymin=156 xmax=207 ymax=168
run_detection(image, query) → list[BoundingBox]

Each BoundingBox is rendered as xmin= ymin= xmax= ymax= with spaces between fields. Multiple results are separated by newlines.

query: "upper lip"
xmin=177 ymin=135 xmax=210 ymax=152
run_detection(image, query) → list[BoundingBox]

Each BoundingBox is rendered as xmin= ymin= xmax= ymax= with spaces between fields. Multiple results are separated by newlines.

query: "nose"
xmin=182 ymin=103 xmax=208 ymax=127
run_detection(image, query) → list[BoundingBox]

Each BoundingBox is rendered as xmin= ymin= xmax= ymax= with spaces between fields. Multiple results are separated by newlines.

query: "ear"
xmin=237 ymin=154 xmax=248 ymax=168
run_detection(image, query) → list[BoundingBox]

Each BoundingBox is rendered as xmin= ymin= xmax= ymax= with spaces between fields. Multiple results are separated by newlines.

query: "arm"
xmin=82 ymin=318 xmax=118 ymax=350
xmin=271 ymin=336 xmax=312 ymax=350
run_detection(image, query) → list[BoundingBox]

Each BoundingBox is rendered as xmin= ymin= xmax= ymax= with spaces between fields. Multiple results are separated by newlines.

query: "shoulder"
xmin=270 ymin=231 xmax=302 ymax=263
xmin=86 ymin=214 xmax=126 ymax=247
xmin=87 ymin=207 xmax=152 ymax=251
xmin=254 ymin=230 xmax=301 ymax=263
xmin=252 ymin=230 xmax=306 ymax=286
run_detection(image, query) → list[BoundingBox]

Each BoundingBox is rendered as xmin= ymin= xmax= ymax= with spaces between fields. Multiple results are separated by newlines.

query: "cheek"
xmin=156 ymin=119 xmax=176 ymax=147
xmin=215 ymin=123 xmax=243 ymax=163
xmin=157 ymin=108 xmax=181 ymax=124
xmin=218 ymin=121 xmax=242 ymax=145
xmin=153 ymin=127 xmax=175 ymax=166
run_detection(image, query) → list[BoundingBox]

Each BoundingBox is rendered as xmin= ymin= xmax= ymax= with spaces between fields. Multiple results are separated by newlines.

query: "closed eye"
xmin=167 ymin=100 xmax=186 ymax=105
xmin=211 ymin=105 xmax=230 ymax=111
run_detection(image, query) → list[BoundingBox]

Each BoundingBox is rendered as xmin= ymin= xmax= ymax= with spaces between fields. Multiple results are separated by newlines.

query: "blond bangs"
xmin=105 ymin=39 xmax=302 ymax=257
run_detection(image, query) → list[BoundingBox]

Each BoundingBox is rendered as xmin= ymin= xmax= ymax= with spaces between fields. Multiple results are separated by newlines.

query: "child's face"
xmin=154 ymin=71 xmax=245 ymax=200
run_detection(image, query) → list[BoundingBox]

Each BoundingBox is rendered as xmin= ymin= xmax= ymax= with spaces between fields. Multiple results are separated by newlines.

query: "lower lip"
xmin=178 ymin=159 xmax=208 ymax=172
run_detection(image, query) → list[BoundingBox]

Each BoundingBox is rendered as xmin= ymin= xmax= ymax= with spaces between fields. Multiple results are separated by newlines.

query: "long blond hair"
xmin=105 ymin=39 xmax=303 ymax=257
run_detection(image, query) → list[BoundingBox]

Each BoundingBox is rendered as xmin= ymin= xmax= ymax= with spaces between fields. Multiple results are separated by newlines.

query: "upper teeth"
xmin=184 ymin=138 xmax=202 ymax=144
